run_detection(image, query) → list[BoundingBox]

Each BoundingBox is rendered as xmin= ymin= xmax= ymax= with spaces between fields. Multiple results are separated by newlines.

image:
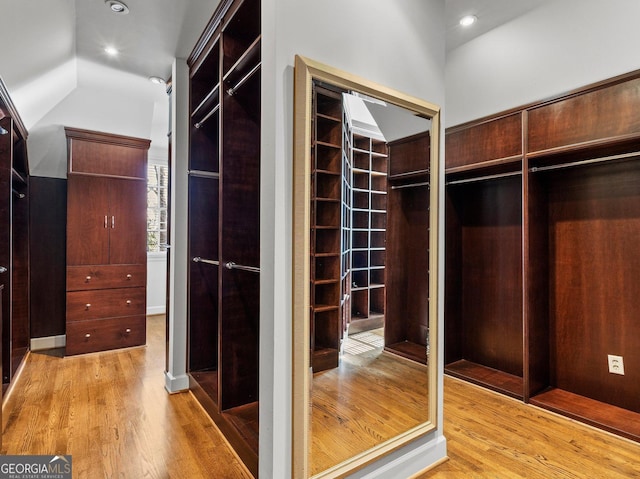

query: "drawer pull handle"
xmin=126 ymin=274 xmax=132 ymax=280
xmin=126 ymin=300 xmax=132 ymax=305
xmin=86 ymin=275 xmax=92 ymax=282
xmin=85 ymin=333 xmax=91 ymax=338
xmin=125 ymin=328 xmax=131 ymax=334
xmin=85 ymin=303 xmax=91 ymax=309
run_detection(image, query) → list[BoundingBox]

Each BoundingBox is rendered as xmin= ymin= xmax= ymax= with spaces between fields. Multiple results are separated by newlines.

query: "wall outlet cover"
xmin=607 ymin=354 xmax=625 ymax=375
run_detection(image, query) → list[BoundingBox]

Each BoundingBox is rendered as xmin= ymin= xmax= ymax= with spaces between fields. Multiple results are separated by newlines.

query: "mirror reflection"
xmin=307 ymin=81 xmax=433 ymax=475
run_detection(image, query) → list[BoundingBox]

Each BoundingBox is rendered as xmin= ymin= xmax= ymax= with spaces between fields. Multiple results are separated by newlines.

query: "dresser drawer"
xmin=67 ymin=287 xmax=145 ymax=322
xmin=66 ymin=315 xmax=146 ymax=355
xmin=67 ymin=264 xmax=146 ymax=291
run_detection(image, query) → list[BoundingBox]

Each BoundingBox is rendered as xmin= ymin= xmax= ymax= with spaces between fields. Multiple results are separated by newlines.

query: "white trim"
xmin=164 ymin=371 xmax=190 ymax=393
xmin=147 ymin=305 xmax=166 ymax=316
xmin=31 ymin=335 xmax=66 ymax=351
xmin=347 ymin=435 xmax=447 ymax=479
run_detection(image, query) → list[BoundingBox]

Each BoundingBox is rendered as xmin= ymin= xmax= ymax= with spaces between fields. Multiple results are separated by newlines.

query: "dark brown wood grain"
xmin=186 ymin=0 xmax=261 ymax=471
xmin=66 ymin=287 xmax=145 ymax=322
xmin=385 ymin=183 xmax=430 ymax=362
xmin=445 ymin=177 xmax=524 ymax=380
xmin=29 ymin=178 xmax=67 ymax=339
xmin=65 ymin=315 xmax=146 ymax=356
xmin=545 ymin=161 xmax=640 ymax=413
xmin=528 ymin=77 xmax=640 ymax=154
xmin=65 ymin=129 xmax=149 ymax=356
xmin=446 ymin=112 xmax=522 ymax=171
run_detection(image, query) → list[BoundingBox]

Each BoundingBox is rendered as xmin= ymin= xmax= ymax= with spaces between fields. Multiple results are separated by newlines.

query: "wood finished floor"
xmin=2 ymin=316 xmax=640 ymax=478
xmin=311 ymin=329 xmax=429 ymax=475
xmin=1 ymin=315 xmax=252 ymax=479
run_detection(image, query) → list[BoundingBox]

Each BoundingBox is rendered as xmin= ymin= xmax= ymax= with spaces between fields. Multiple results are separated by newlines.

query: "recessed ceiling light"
xmin=149 ymin=76 xmax=166 ymax=85
xmin=460 ymin=15 xmax=477 ymax=27
xmin=105 ymin=0 xmax=129 ymax=14
xmin=104 ymin=46 xmax=119 ymax=56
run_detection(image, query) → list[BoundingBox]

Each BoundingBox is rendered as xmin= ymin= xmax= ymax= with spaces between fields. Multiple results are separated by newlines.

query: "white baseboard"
xmin=147 ymin=305 xmax=166 ymax=316
xmin=31 ymin=335 xmax=66 ymax=351
xmin=164 ymin=371 xmax=190 ymax=393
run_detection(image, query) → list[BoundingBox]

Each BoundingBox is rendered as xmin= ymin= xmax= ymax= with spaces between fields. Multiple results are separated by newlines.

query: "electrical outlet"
xmin=607 ymin=355 xmax=625 ymax=375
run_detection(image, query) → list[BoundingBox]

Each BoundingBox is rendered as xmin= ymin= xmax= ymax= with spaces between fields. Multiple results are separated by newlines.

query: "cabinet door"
xmin=108 ymin=179 xmax=146 ymax=265
xmin=67 ymin=175 xmax=110 ymax=266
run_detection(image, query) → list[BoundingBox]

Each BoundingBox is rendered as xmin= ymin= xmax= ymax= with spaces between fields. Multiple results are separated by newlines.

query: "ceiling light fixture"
xmin=105 ymin=0 xmax=129 ymax=15
xmin=460 ymin=15 xmax=477 ymax=27
xmin=149 ymin=76 xmax=166 ymax=85
xmin=104 ymin=46 xmax=119 ymax=56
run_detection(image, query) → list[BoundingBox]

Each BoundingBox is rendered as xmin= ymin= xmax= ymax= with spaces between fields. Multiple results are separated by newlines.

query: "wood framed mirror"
xmin=292 ymin=55 xmax=441 ymax=478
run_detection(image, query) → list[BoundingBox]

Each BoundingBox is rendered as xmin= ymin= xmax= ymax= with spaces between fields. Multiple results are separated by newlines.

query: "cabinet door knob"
xmin=125 ymin=328 xmax=131 ymax=334
xmin=85 ymin=333 xmax=91 ymax=338
xmin=126 ymin=274 xmax=132 ymax=279
xmin=126 ymin=300 xmax=132 ymax=305
xmin=85 ymin=275 xmax=92 ymax=281
xmin=85 ymin=303 xmax=91 ymax=309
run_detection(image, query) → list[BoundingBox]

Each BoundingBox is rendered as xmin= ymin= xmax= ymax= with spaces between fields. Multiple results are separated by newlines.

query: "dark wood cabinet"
xmin=65 ymin=127 xmax=150 ymax=356
xmin=186 ymin=0 xmax=260 ymax=474
xmin=0 ymin=79 xmax=30 ymax=388
xmin=384 ymin=133 xmax=430 ymax=364
xmin=445 ymin=68 xmax=640 ymax=441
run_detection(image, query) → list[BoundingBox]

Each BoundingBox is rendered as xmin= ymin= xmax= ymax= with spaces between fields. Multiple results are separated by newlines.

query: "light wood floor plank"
xmin=3 ymin=316 xmax=640 ymax=478
xmin=420 ymin=376 xmax=640 ymax=478
xmin=1 ymin=316 xmax=252 ymax=479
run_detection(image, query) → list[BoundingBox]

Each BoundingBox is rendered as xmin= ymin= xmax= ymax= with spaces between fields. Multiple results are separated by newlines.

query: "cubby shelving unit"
xmin=186 ymin=0 xmax=261 ymax=474
xmin=310 ymin=85 xmax=343 ymax=372
xmin=349 ymin=133 xmax=388 ymax=333
xmin=445 ymin=69 xmax=640 ymax=441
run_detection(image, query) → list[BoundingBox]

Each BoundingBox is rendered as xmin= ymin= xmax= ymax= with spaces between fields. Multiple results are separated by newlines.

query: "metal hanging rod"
xmin=192 ymin=257 xmax=219 ymax=266
xmin=391 ymin=181 xmax=430 ymax=190
xmin=12 ymin=188 xmax=25 ymax=199
xmin=528 ymin=150 xmax=640 ymax=173
xmin=225 ymin=261 xmax=260 ymax=273
xmin=194 ymin=104 xmax=220 ymax=129
xmin=227 ymin=62 xmax=261 ymax=96
xmin=446 ymin=170 xmax=521 ymax=186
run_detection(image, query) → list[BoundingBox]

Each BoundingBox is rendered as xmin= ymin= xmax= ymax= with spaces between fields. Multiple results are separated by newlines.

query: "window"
xmin=147 ymin=163 xmax=169 ymax=253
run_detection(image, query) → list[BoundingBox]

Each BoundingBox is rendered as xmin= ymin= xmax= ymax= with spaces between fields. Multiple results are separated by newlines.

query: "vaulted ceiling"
xmin=0 ymin=0 xmax=554 ymax=175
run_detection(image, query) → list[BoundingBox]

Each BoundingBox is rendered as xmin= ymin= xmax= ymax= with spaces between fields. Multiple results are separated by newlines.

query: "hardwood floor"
xmin=310 ymin=329 xmax=429 ymax=475
xmin=420 ymin=376 xmax=640 ymax=479
xmin=1 ymin=315 xmax=252 ymax=479
xmin=2 ymin=316 xmax=640 ymax=478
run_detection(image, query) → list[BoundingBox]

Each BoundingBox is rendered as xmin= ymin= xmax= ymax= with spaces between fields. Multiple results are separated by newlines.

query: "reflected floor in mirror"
xmin=310 ymin=329 xmax=429 ymax=475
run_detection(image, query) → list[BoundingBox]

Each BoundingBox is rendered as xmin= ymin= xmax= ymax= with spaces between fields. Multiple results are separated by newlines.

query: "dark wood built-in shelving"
xmin=445 ymin=68 xmax=640 ymax=441
xmin=186 ymin=0 xmax=261 ymax=475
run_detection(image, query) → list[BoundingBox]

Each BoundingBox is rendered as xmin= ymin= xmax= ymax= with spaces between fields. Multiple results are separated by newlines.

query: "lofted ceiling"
xmin=0 ymin=0 xmax=555 ymax=176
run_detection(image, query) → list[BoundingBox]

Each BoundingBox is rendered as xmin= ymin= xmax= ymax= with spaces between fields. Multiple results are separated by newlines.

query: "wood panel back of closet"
xmin=543 ymin=160 xmax=640 ymax=412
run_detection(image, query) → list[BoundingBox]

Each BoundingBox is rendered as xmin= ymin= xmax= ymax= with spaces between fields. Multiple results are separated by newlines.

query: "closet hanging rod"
xmin=12 ymin=188 xmax=25 ymax=199
xmin=227 ymin=62 xmax=261 ymax=96
xmin=446 ymin=170 xmax=521 ymax=186
xmin=225 ymin=261 xmax=260 ymax=273
xmin=391 ymin=181 xmax=430 ymax=190
xmin=192 ymin=257 xmax=219 ymax=266
xmin=194 ymin=104 xmax=220 ymax=129
xmin=528 ymin=150 xmax=640 ymax=173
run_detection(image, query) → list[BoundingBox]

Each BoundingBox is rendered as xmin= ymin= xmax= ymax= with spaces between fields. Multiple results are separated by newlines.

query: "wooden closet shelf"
xmin=445 ymin=359 xmax=523 ymax=400
xmin=530 ymin=388 xmax=640 ymax=442
xmin=385 ymin=341 xmax=427 ymax=365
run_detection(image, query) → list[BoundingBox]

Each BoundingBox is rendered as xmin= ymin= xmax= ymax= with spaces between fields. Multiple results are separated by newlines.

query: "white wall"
xmin=25 ymin=59 xmax=168 ymax=178
xmin=260 ymin=1 xmax=447 ymax=477
xmin=446 ymin=0 xmax=640 ymax=127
